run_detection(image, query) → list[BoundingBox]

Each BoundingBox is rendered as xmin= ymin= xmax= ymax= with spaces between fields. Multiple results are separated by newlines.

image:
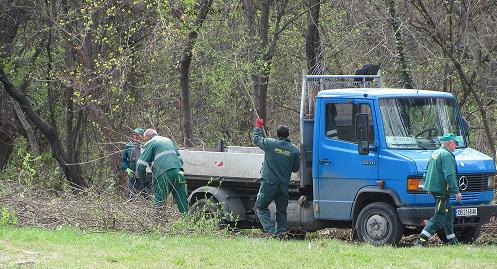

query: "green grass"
xmin=1 ymin=226 xmax=497 ymax=268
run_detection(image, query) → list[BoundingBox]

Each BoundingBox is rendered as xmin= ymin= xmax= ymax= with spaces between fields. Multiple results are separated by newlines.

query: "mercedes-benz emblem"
xmin=459 ymin=176 xmax=468 ymax=191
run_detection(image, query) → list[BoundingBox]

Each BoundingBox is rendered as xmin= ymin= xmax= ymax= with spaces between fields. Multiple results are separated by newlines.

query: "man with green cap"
xmin=137 ymin=128 xmax=188 ymax=214
xmin=253 ymin=118 xmax=300 ymax=238
xmin=416 ymin=133 xmax=462 ymax=246
xmin=120 ymin=127 xmax=151 ymax=197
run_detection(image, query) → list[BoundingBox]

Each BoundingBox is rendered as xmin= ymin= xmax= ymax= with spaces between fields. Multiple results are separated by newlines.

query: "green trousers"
xmin=255 ymin=180 xmax=289 ymax=234
xmin=419 ymin=193 xmax=456 ymax=243
xmin=154 ymin=168 xmax=189 ymax=214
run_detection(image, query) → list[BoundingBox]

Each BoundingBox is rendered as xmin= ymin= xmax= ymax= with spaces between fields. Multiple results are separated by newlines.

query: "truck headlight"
xmin=488 ymin=175 xmax=496 ymax=189
xmin=407 ymin=177 xmax=425 ymax=192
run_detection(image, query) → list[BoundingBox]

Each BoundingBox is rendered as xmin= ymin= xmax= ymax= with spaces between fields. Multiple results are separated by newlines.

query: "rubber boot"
xmin=415 ymin=234 xmax=429 ymax=246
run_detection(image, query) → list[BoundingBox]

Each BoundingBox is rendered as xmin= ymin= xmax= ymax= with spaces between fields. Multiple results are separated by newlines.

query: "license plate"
xmin=456 ymin=208 xmax=478 ymax=217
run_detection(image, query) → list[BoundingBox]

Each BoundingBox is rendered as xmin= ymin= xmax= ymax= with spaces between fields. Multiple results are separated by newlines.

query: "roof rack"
xmin=300 ymin=70 xmax=382 ymax=121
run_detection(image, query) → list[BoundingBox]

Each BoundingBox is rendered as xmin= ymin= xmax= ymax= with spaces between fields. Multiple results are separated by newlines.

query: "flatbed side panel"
xmin=180 ymin=149 xmax=300 ymax=182
xmin=180 ymin=150 xmax=263 ymax=179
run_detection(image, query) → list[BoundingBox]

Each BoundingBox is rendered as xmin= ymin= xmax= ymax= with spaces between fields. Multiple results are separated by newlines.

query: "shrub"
xmin=0 ymin=207 xmax=18 ymax=227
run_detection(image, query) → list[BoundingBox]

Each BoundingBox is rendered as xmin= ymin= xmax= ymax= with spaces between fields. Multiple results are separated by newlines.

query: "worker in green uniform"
xmin=253 ymin=118 xmax=300 ymax=237
xmin=137 ymin=129 xmax=188 ymax=214
xmin=416 ymin=133 xmax=462 ymax=246
xmin=120 ymin=127 xmax=152 ymax=197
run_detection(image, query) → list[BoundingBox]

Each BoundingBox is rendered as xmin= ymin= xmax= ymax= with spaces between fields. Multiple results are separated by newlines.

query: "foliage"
xmin=0 ymin=208 xmax=17 ymax=227
xmin=165 ymin=209 xmax=227 ymax=236
xmin=1 ymin=0 xmax=496 ymax=188
xmin=0 ymin=139 xmax=65 ymax=190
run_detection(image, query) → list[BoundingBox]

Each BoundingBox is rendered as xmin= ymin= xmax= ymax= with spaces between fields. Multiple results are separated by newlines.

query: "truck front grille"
xmin=457 ymin=174 xmax=491 ymax=192
xmin=450 ymin=192 xmax=479 ymax=202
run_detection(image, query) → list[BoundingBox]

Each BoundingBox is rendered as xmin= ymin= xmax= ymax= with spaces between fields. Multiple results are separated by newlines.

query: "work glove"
xmin=125 ymin=168 xmax=134 ymax=177
xmin=255 ymin=118 xmax=264 ymax=128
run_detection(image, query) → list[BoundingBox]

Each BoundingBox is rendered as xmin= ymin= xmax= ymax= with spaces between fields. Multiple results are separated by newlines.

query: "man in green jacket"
xmin=120 ymin=127 xmax=152 ymax=197
xmin=137 ymin=129 xmax=188 ymax=214
xmin=416 ymin=133 xmax=462 ymax=246
xmin=253 ymin=118 xmax=300 ymax=237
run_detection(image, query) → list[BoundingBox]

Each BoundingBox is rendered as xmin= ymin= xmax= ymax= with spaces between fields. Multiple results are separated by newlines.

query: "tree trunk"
xmin=11 ymin=98 xmax=40 ymax=156
xmin=179 ymin=32 xmax=195 ymax=147
xmin=176 ymin=0 xmax=213 ymax=147
xmin=0 ymin=0 xmax=30 ymax=171
xmin=305 ymin=0 xmax=323 ymax=117
xmin=252 ymin=74 xmax=268 ymax=121
xmin=243 ymin=0 xmax=290 ymax=123
xmin=387 ymin=0 xmax=415 ymax=89
xmin=0 ymin=66 xmax=88 ymax=188
xmin=0 ymin=119 xmax=15 ymax=171
xmin=306 ymin=0 xmax=323 ymax=74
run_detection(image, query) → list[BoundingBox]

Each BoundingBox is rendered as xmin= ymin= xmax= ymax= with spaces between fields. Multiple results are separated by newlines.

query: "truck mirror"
xmin=356 ymin=113 xmax=369 ymax=155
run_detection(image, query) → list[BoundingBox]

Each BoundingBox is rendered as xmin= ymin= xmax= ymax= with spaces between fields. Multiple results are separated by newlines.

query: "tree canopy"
xmin=1 ymin=0 xmax=496 ymax=190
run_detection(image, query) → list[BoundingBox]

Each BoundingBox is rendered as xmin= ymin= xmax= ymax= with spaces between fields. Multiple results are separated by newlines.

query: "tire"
xmin=456 ymin=226 xmax=482 ymax=243
xmin=355 ymin=202 xmax=403 ymax=246
xmin=190 ymin=198 xmax=226 ymax=228
xmin=438 ymin=226 xmax=482 ymax=244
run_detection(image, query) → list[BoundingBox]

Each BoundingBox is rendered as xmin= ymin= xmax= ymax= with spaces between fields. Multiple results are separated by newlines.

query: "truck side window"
xmin=325 ymin=103 xmax=338 ymax=139
xmin=326 ymin=103 xmax=374 ymax=143
xmin=326 ymin=103 xmax=353 ymax=141
xmin=359 ymin=103 xmax=375 ymax=143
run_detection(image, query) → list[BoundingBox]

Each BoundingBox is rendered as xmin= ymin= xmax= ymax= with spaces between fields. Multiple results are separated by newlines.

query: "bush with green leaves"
xmin=0 ymin=207 xmax=18 ymax=227
xmin=163 ymin=198 xmax=240 ymax=237
xmin=0 ymin=139 xmax=64 ymax=190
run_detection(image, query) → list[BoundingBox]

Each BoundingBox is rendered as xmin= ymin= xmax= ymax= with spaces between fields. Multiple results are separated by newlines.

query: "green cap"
xmin=439 ymin=133 xmax=457 ymax=142
xmin=133 ymin=128 xmax=145 ymax=135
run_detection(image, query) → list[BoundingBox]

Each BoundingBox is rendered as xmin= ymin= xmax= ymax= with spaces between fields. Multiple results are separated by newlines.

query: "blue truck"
xmin=180 ymin=72 xmax=497 ymax=245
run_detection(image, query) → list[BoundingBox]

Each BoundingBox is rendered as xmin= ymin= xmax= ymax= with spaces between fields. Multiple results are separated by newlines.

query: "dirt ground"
xmin=1 ymin=181 xmax=496 ymax=245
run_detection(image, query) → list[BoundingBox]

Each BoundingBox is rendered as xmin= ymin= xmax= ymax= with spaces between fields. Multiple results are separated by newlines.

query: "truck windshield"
xmin=379 ymin=97 xmax=466 ymax=150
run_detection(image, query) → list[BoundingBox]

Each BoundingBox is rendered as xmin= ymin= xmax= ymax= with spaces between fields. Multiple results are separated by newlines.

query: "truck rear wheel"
xmin=190 ymin=198 xmax=226 ymax=228
xmin=355 ymin=202 xmax=402 ymax=245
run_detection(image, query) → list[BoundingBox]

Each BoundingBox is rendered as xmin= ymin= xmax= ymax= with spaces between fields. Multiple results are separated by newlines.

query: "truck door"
xmin=314 ymin=98 xmax=379 ymax=220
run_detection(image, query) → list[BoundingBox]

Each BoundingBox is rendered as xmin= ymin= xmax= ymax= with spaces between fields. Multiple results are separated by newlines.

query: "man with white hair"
xmin=416 ymin=133 xmax=462 ymax=246
xmin=137 ymin=129 xmax=188 ymax=213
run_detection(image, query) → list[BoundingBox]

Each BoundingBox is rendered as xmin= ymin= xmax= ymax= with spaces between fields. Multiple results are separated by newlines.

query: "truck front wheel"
xmin=437 ymin=226 xmax=482 ymax=244
xmin=355 ymin=202 xmax=402 ymax=245
xmin=456 ymin=226 xmax=482 ymax=243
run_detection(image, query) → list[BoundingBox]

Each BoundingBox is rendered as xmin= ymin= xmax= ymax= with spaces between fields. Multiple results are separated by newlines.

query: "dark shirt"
xmin=252 ymin=127 xmax=300 ymax=185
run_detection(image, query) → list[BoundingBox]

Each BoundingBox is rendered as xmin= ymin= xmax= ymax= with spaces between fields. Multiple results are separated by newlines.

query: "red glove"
xmin=255 ymin=118 xmax=264 ymax=128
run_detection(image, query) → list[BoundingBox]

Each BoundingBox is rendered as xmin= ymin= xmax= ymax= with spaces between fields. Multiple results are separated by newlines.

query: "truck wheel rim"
xmin=365 ymin=214 xmax=389 ymax=240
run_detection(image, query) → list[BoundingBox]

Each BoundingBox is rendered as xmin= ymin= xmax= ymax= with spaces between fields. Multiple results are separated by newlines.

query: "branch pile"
xmin=0 ymin=182 xmax=180 ymax=234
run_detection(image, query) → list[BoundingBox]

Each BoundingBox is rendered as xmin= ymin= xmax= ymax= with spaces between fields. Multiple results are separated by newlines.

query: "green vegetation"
xmin=1 ymin=226 xmax=497 ymax=268
xmin=2 ymin=0 xmax=497 ymax=189
xmin=0 ymin=208 xmax=17 ymax=227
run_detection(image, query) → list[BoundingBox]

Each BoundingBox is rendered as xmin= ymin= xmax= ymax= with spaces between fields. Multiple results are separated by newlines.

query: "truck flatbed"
xmin=180 ymin=147 xmax=304 ymax=206
xmin=180 ymin=146 xmax=300 ymax=183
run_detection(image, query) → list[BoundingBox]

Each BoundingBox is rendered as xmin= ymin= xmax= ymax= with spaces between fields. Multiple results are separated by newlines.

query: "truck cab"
xmin=303 ymin=76 xmax=497 ymax=244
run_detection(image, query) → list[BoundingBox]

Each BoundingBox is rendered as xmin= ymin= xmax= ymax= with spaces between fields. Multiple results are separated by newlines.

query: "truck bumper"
xmin=397 ymin=204 xmax=497 ymax=227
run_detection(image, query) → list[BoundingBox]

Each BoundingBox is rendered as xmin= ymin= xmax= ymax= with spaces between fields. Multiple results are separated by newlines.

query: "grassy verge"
xmin=1 ymin=226 xmax=497 ymax=269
